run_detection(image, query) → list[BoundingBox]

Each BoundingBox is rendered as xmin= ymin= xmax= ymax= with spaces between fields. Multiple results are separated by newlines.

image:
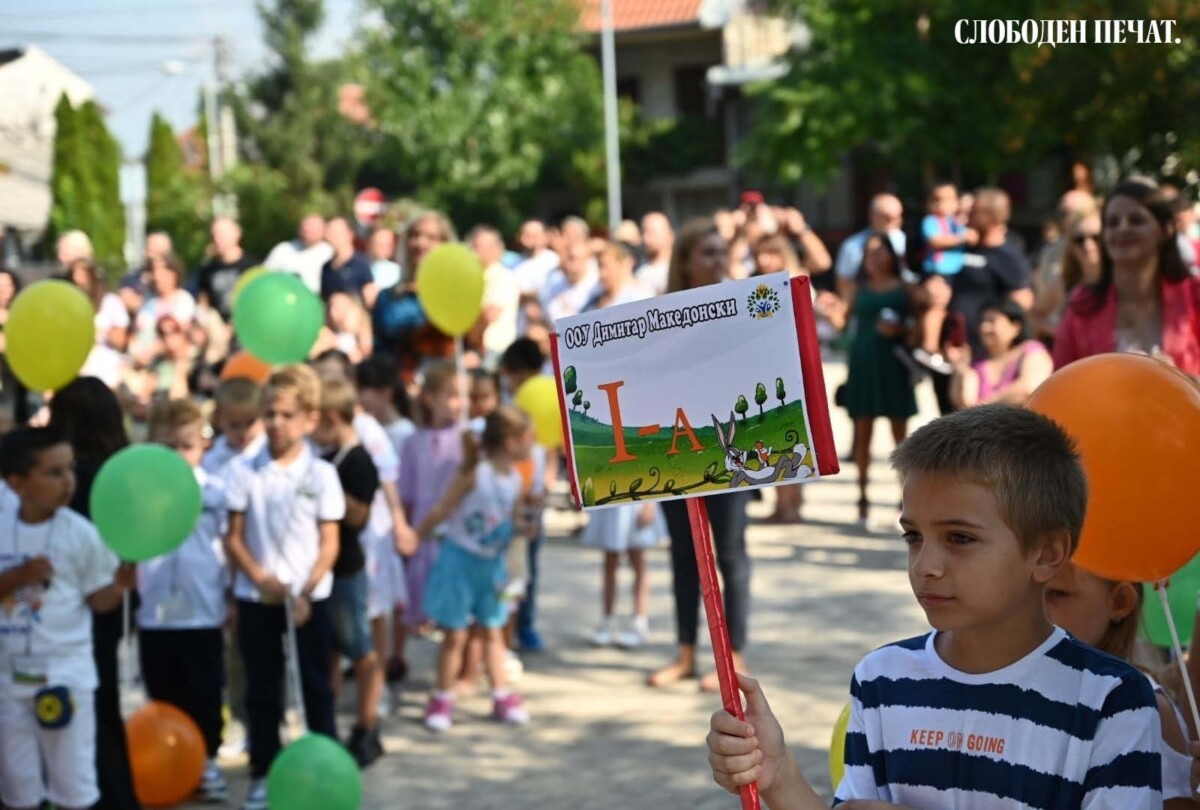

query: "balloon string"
xmin=1157 ymin=581 xmax=1200 ymax=738
xmin=122 ymin=591 xmax=133 ymax=699
xmin=454 ymin=335 xmax=469 ymax=428
xmin=284 ymin=598 xmax=308 ymax=736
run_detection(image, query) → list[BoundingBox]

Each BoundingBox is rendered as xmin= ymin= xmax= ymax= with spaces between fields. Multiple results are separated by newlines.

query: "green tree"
xmin=754 ymin=383 xmax=768 ymax=419
xmin=146 ymin=112 xmax=210 ymax=267
xmin=753 ymin=0 xmax=1200 ymax=187
xmin=583 ymin=400 xmax=591 ymax=417
xmin=231 ymin=0 xmax=369 ymax=218
xmin=47 ymin=94 xmax=82 ymax=252
xmin=775 ymin=377 xmax=787 ymax=409
xmin=572 ymin=389 xmax=584 ymax=412
xmin=49 ymin=98 xmax=126 ymax=273
xmin=563 ymin=366 xmax=578 ymax=396
xmin=359 ymin=0 xmax=602 ymax=232
xmin=734 ymin=395 xmax=749 ymax=421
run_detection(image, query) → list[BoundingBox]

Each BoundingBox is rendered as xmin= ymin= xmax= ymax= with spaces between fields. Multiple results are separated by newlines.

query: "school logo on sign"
xmin=746 ymin=283 xmax=781 ymax=320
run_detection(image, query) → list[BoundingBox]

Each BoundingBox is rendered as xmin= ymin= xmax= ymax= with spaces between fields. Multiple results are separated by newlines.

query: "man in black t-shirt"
xmin=194 ymin=217 xmax=259 ymax=320
xmin=933 ymin=188 xmax=1035 ymax=413
xmin=314 ymin=377 xmax=383 ymax=767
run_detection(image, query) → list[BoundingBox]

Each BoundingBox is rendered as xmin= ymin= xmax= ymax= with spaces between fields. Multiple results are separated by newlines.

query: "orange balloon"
xmin=126 ymin=701 xmax=206 ymax=807
xmin=1027 ymin=353 xmax=1200 ymax=582
xmin=220 ymin=350 xmax=272 ymax=384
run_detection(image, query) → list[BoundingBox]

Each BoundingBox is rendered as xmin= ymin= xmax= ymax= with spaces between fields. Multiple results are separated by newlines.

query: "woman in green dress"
xmin=819 ymin=232 xmax=918 ymax=525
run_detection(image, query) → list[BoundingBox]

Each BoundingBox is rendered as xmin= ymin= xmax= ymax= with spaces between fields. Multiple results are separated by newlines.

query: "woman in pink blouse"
xmin=1053 ymin=179 xmax=1200 ymax=379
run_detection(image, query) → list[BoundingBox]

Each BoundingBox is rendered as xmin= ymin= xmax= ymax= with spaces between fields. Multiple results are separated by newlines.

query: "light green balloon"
xmin=267 ymin=734 xmax=361 ymax=810
xmin=233 ymin=272 xmax=324 ymax=364
xmin=1142 ymin=552 xmax=1200 ymax=648
xmin=89 ymin=445 xmax=201 ymax=562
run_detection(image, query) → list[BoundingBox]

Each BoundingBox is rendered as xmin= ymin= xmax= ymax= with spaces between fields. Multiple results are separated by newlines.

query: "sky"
xmin=0 ymin=0 xmax=359 ymax=159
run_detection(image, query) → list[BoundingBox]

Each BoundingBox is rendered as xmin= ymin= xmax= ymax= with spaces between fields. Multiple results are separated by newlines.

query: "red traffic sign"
xmin=354 ymin=187 xmax=386 ymax=227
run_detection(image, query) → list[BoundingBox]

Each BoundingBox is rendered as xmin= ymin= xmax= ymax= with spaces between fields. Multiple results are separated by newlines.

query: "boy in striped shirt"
xmin=708 ymin=404 xmax=1162 ymax=809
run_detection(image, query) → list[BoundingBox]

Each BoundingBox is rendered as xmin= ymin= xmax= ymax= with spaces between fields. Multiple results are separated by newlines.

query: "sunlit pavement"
xmin=166 ymin=356 xmax=940 ymax=809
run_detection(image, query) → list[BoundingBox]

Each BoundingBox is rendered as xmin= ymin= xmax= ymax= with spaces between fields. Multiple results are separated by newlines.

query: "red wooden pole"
xmin=686 ymin=496 xmax=760 ymax=810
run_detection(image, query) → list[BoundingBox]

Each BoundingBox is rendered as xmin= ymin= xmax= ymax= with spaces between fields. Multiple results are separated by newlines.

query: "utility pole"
xmin=207 ymin=34 xmax=238 ymax=217
xmin=600 ymin=0 xmax=622 ymax=233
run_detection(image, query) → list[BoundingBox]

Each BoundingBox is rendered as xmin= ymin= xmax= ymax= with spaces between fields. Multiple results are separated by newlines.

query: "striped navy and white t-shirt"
xmin=834 ymin=627 xmax=1162 ymax=809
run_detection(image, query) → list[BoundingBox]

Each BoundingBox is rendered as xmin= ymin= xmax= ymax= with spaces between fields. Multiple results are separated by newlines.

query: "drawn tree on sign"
xmin=775 ymin=377 xmax=786 ymax=409
xmin=572 ymin=389 xmax=584 ymax=412
xmin=734 ymin=395 xmax=749 ymax=421
xmin=564 ymin=365 xmax=578 ymax=396
xmin=583 ymin=400 xmax=591 ymax=416
xmin=755 ymin=382 xmax=768 ymax=419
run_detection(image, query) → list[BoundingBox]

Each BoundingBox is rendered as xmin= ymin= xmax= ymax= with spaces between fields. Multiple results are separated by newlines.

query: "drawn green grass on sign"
xmin=570 ymin=399 xmax=812 ymax=505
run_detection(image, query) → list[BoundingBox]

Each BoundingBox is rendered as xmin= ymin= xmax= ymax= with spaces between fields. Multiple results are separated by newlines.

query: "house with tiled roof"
xmin=572 ymin=0 xmax=846 ymax=225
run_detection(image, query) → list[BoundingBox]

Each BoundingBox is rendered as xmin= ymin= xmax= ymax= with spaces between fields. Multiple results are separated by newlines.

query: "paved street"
xmin=184 ymin=358 xmax=940 ymax=809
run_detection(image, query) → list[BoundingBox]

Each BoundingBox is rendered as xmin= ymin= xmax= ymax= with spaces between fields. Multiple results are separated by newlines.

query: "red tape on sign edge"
xmin=548 ymin=332 xmax=582 ymax=509
xmin=790 ymin=276 xmax=840 ymax=476
xmin=686 ymin=498 xmax=761 ymax=810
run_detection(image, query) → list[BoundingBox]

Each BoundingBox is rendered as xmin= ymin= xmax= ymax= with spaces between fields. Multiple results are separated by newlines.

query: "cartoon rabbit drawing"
xmin=712 ymin=417 xmax=815 ymax=488
xmin=712 ymin=413 xmax=777 ymax=487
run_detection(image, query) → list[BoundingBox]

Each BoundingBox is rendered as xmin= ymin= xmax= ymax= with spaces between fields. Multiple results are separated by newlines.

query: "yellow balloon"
xmin=229 ymin=266 xmax=267 ymax=311
xmin=415 ymin=244 xmax=484 ymax=336
xmin=829 ymin=702 xmax=851 ymax=789
xmin=6 ymin=280 xmax=94 ymax=391
xmin=514 ymin=375 xmax=564 ymax=449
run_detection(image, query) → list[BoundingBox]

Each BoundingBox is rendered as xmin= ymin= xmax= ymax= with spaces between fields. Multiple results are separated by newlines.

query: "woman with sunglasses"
xmin=1031 ymin=202 xmax=1102 ymax=343
xmin=1054 ymin=179 xmax=1200 ymax=379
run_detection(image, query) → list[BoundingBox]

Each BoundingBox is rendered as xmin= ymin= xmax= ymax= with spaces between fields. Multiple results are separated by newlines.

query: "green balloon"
xmin=89 ymin=445 xmax=202 ymax=562
xmin=233 ymin=272 xmax=324 ymax=364
xmin=267 ymin=734 xmax=361 ymax=810
xmin=1142 ymin=552 xmax=1200 ymax=647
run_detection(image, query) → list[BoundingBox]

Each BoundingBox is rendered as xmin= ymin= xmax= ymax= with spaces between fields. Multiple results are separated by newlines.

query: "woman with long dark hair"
xmin=648 ymin=218 xmax=754 ymax=692
xmin=1054 ymin=179 xmax=1200 ymax=378
xmin=48 ymin=377 xmax=141 ymax=810
xmin=817 ymin=232 xmax=919 ymax=525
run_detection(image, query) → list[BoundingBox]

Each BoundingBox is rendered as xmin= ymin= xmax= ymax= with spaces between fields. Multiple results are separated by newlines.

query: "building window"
xmin=616 ymin=76 xmax=641 ymax=105
xmin=673 ymin=65 xmax=709 ymax=118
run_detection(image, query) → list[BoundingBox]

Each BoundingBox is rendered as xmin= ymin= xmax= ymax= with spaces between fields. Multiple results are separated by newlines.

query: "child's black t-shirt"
xmin=324 ymin=444 xmax=380 ymax=577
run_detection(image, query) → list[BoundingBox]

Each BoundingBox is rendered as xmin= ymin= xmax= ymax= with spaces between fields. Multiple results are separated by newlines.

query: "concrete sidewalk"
xmin=176 ymin=359 xmax=940 ymax=809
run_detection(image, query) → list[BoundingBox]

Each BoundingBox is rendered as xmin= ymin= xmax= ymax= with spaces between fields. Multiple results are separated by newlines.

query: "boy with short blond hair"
xmin=708 ymin=404 xmax=1161 ymax=809
xmin=224 ymin=364 xmax=344 ymax=810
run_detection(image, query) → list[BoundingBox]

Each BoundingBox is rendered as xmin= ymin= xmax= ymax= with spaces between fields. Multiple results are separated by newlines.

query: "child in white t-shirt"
xmin=223 ymin=365 xmax=345 ymax=810
xmin=201 ymin=375 xmax=265 ymax=752
xmin=138 ymin=400 xmax=230 ymax=803
xmin=0 ymin=427 xmax=134 ymax=810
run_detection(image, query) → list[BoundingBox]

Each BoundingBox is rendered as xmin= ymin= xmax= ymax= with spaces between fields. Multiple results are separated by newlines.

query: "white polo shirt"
xmin=225 ymin=443 xmax=345 ymax=601
xmin=137 ymin=468 xmax=229 ymax=630
xmin=0 ymin=507 xmax=119 ymax=695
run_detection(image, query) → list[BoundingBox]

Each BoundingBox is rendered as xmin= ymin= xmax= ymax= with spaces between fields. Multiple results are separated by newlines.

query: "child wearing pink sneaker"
xmin=416 ymin=406 xmax=536 ymax=732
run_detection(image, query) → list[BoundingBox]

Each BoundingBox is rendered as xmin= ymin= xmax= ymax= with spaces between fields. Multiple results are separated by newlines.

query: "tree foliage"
xmin=751 ymin=0 xmax=1200 ymax=188
xmin=734 ymin=394 xmax=749 ymax=421
xmin=754 ymin=382 xmax=768 ymax=417
xmin=47 ymin=95 xmax=126 ymax=273
xmin=146 ymin=112 xmax=210 ymax=267
xmin=230 ymin=0 xmax=370 ymax=220
xmin=359 ymin=0 xmax=602 ymax=232
xmin=563 ymin=365 xmax=578 ymax=395
xmin=775 ymin=376 xmax=786 ymax=407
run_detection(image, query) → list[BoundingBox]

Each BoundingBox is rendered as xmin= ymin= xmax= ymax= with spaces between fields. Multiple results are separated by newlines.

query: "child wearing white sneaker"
xmin=138 ymin=400 xmax=230 ymax=803
xmin=583 ymin=503 xmax=664 ymax=648
xmin=416 ymin=406 xmax=536 ymax=732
